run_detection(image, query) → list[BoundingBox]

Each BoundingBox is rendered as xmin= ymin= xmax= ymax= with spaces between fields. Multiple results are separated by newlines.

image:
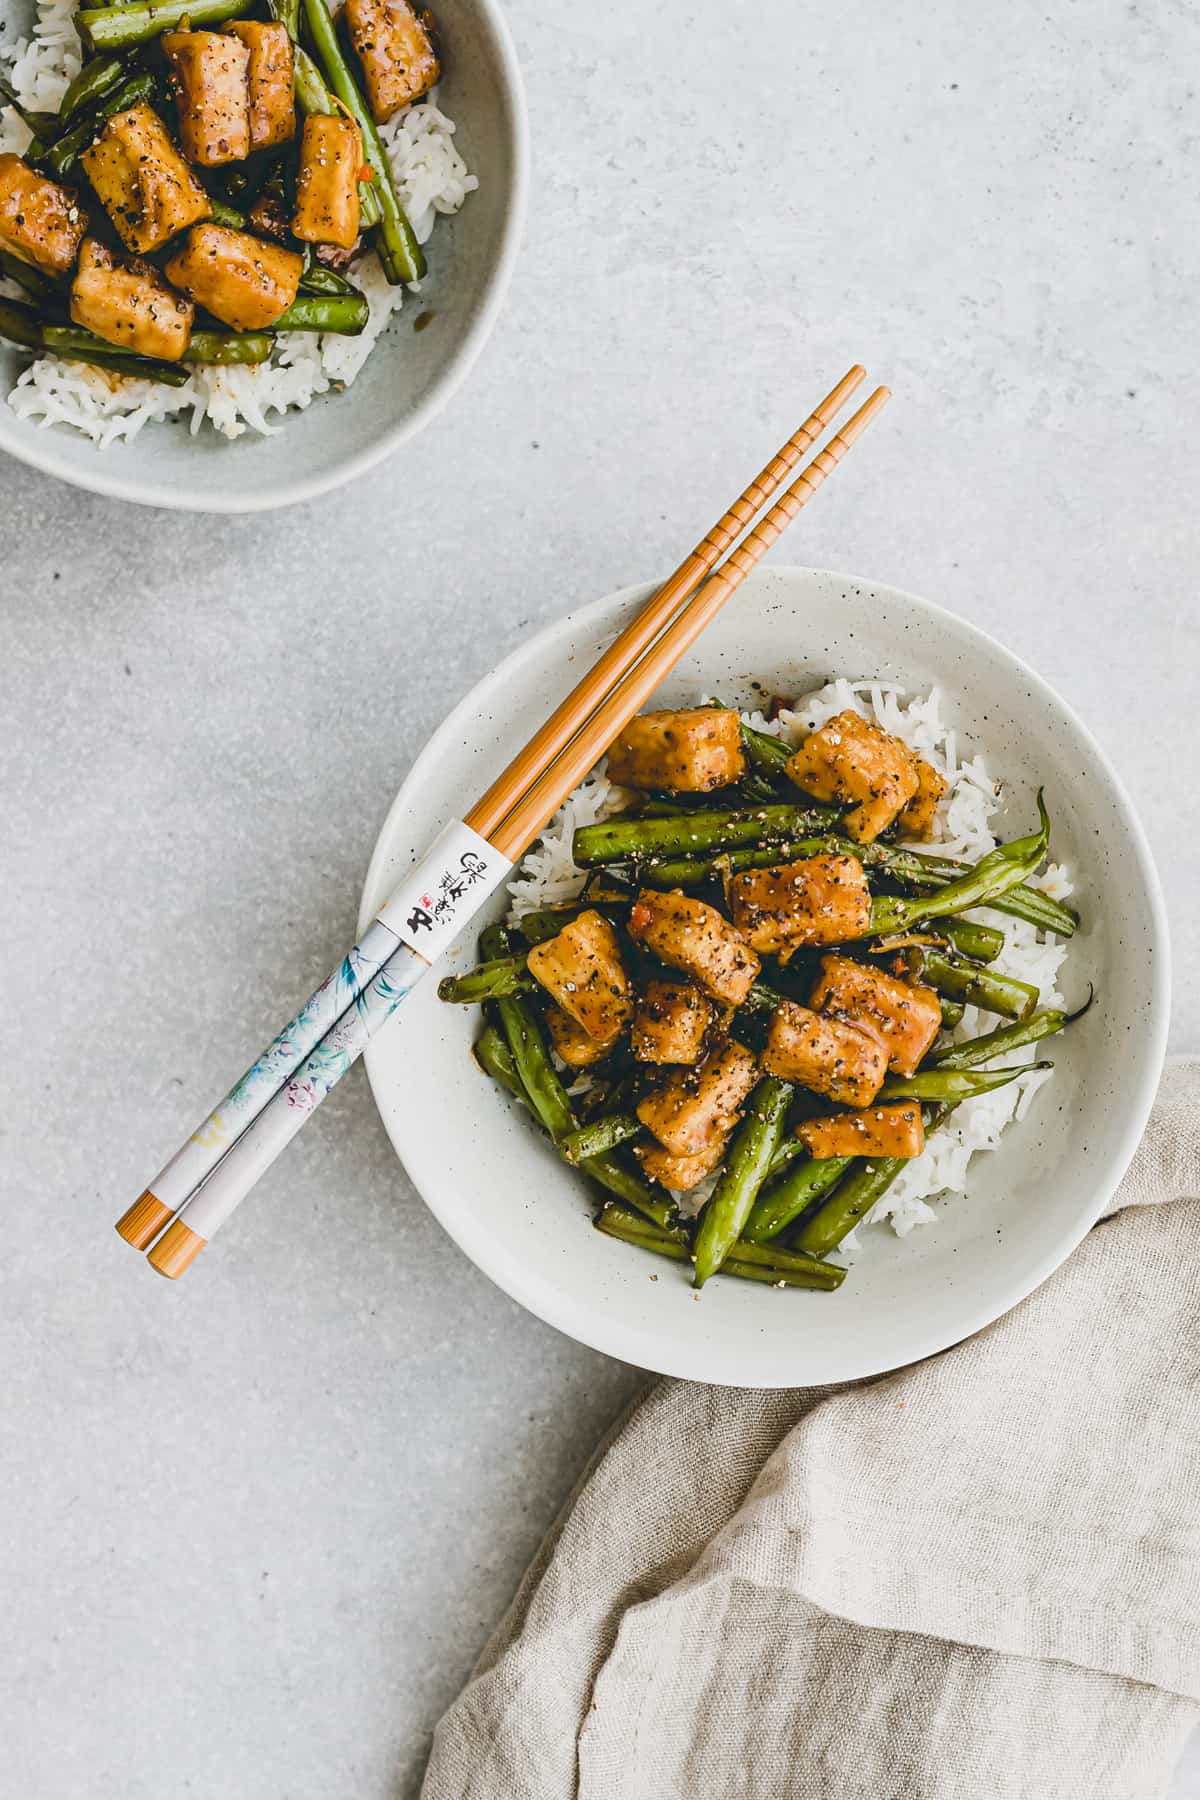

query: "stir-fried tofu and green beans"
xmin=0 ymin=0 xmax=439 ymax=383
xmin=440 ymin=703 xmax=1084 ymax=1294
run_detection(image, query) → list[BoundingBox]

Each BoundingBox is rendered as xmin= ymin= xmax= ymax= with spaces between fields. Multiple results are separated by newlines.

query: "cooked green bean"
xmin=741 ymin=1153 xmax=853 ymax=1243
xmin=867 ymin=795 xmax=1050 ymax=937
xmin=0 ymin=76 xmax=55 ymax=139
xmin=0 ymin=297 xmax=43 ymax=352
xmin=693 ymin=1077 xmax=792 ymax=1286
xmin=936 ymin=917 xmax=1004 ymax=963
xmin=928 ymin=1007 xmax=1069 ymax=1069
xmin=41 ymin=70 xmax=158 ymax=177
xmin=302 ymin=0 xmax=423 ymax=283
xmin=184 ymin=331 xmax=274 ymax=366
xmin=79 ymin=0 xmax=251 ymax=52
xmin=274 ymin=294 xmax=370 ymax=336
xmin=596 ymin=1204 xmax=845 ymax=1290
xmin=438 ymin=952 xmax=534 ymax=1004
xmin=0 ymin=249 xmax=56 ymax=303
xmin=574 ymin=803 xmax=837 ymax=868
xmin=560 ymin=1113 xmax=641 ymax=1165
xmin=207 ymin=198 xmax=247 ymax=230
xmin=878 ymin=1061 xmax=1051 ymax=1103
xmin=2 ymin=309 xmax=192 ymax=386
xmin=58 ymin=52 xmax=128 ymax=122
xmin=914 ymin=947 xmax=1040 ymax=1022
xmin=298 ymin=264 xmax=362 ymax=299
xmin=740 ymin=720 xmax=794 ymax=778
xmin=939 ymin=997 xmax=965 ymax=1029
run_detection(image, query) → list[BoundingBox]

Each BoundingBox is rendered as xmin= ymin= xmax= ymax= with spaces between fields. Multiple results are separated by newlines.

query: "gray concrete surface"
xmin=2 ymin=0 xmax=1198 ymax=1794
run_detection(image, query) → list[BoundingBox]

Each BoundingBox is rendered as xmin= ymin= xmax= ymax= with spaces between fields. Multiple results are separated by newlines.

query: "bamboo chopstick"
xmin=137 ymin=370 xmax=888 ymax=1279
xmin=118 ymin=374 xmax=863 ymax=1257
xmin=464 ymin=364 xmax=866 ymax=841
xmin=490 ymin=385 xmax=891 ymax=861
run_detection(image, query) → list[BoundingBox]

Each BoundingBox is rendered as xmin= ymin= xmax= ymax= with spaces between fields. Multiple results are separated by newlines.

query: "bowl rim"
xmin=361 ymin=565 xmax=1171 ymax=1384
xmin=0 ymin=0 xmax=529 ymax=514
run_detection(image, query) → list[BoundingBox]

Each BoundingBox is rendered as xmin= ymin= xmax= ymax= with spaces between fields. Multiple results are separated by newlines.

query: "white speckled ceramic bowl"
xmin=361 ymin=566 xmax=1169 ymax=1386
xmin=0 ymin=0 xmax=527 ymax=511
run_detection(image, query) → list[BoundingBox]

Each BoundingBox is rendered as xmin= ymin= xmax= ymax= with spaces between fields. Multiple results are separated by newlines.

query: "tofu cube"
xmin=344 ymin=0 xmax=440 ymax=124
xmin=636 ymin=1041 xmax=759 ymax=1157
xmin=798 ymin=1103 xmax=925 ymax=1161
xmin=729 ymin=852 xmax=872 ymax=954
xmin=0 ymin=154 xmax=87 ymax=275
xmin=70 ymin=238 xmax=194 ymax=362
xmin=82 ymin=103 xmax=211 ymax=255
xmin=809 ymin=954 xmax=941 ymax=1076
xmin=526 ymin=910 xmax=632 ymax=1048
xmin=631 ymin=980 xmax=713 ymax=1065
xmin=163 ymin=30 xmax=251 ymax=167
xmin=785 ymin=710 xmax=920 ymax=843
xmin=627 ymin=889 xmax=760 ymax=1006
xmin=635 ymin=1135 xmax=726 ymax=1192
xmin=898 ymin=757 xmax=947 ymax=839
xmin=760 ymin=1000 xmax=887 ymax=1107
xmin=544 ymin=1004 xmax=612 ymax=1070
xmin=165 ymin=223 xmax=303 ymax=331
xmin=292 ymin=114 xmax=362 ymax=250
xmin=227 ymin=21 xmax=296 ymax=151
xmin=606 ymin=707 xmax=745 ymax=794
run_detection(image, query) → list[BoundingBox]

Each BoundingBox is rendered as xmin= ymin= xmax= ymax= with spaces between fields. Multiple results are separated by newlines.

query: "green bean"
xmin=596 ymin=1205 xmax=845 ymax=1290
xmin=693 ymin=1077 xmax=793 ymax=1286
xmin=936 ymin=917 xmax=1004 ymax=963
xmin=298 ymin=263 xmax=362 ymax=298
xmin=58 ymin=52 xmax=128 ymax=123
xmin=274 ymin=294 xmax=370 ymax=335
xmin=560 ymin=1113 xmax=641 ymax=1165
xmin=40 ymin=325 xmax=191 ymax=384
xmin=184 ymin=330 xmax=274 ymax=366
xmin=928 ymin=1007 xmax=1070 ymax=1069
xmin=939 ymin=998 xmax=965 ymax=1030
xmin=41 ymin=70 xmax=157 ymax=177
xmin=740 ymin=720 xmax=794 ymax=778
xmin=438 ymin=952 xmax=534 ymax=1004
xmin=575 ymin=803 xmax=839 ymax=869
xmin=473 ymin=1022 xmax=524 ymax=1099
xmin=741 ymin=1153 xmax=853 ymax=1243
xmin=764 ymin=1134 xmax=809 ymax=1178
xmin=79 ymin=0 xmax=252 ymax=52
xmin=914 ymin=947 xmax=1040 ymax=1022
xmin=878 ymin=1061 xmax=1051 ymax=1103
xmin=0 ymin=77 xmax=55 ymax=139
xmin=0 ymin=249 xmax=56 ymax=303
xmin=792 ymin=1105 xmax=952 ymax=1257
xmin=0 ymin=297 xmax=43 ymax=352
xmin=867 ymin=795 xmax=1050 ymax=937
xmin=302 ymin=0 xmax=423 ymax=283
xmin=586 ymin=1155 xmax=678 ymax=1231
xmin=208 ymin=198 xmax=247 ymax=230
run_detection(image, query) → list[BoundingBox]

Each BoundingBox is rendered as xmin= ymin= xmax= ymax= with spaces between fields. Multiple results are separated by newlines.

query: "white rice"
xmin=506 ymin=682 xmax=1074 ymax=1245
xmin=0 ymin=0 xmax=477 ymax=443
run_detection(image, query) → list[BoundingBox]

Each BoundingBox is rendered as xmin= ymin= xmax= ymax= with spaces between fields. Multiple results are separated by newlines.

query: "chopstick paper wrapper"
xmin=121 ymin=822 xmax=510 ymax=1257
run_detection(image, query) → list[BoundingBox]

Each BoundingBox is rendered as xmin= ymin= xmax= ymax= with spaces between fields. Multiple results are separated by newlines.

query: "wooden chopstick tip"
xmin=115 ymin=1191 xmax=174 ymax=1251
xmin=838 ymin=385 xmax=892 ymax=445
xmin=146 ymin=1219 xmax=206 ymax=1280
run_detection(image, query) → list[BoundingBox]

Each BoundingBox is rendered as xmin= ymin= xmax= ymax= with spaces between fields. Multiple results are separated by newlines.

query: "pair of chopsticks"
xmin=117 ymin=365 xmax=889 ymax=1279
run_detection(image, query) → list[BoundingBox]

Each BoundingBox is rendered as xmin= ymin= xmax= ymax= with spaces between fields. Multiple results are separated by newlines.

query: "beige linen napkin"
xmin=423 ymin=1059 xmax=1200 ymax=1800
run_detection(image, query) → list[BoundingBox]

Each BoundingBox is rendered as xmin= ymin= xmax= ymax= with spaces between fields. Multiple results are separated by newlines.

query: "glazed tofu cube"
xmin=798 ymin=1103 xmax=925 ymax=1161
xmin=227 ymin=21 xmax=296 ymax=151
xmin=82 ymin=103 xmax=210 ymax=255
xmin=0 ymin=154 xmax=86 ymax=275
xmin=292 ymin=115 xmax=362 ymax=250
xmin=809 ymin=954 xmax=941 ymax=1076
xmin=163 ymin=29 xmax=251 ymax=167
xmin=631 ymin=980 xmax=713 ymax=1065
xmin=635 ymin=1135 xmax=726 ymax=1192
xmin=785 ymin=710 xmax=919 ymax=843
xmin=606 ymin=708 xmax=745 ymax=794
xmin=70 ymin=239 xmax=193 ymax=362
xmin=165 ymin=223 xmax=303 ymax=331
xmin=344 ymin=0 xmax=440 ymax=123
xmin=760 ymin=1000 xmax=887 ymax=1107
xmin=636 ymin=1041 xmax=759 ymax=1157
xmin=729 ymin=853 xmax=872 ymax=954
xmin=898 ymin=757 xmax=947 ymax=840
xmin=526 ymin=910 xmax=632 ymax=1047
xmin=544 ymin=1004 xmax=612 ymax=1070
xmin=628 ymin=889 xmax=760 ymax=1006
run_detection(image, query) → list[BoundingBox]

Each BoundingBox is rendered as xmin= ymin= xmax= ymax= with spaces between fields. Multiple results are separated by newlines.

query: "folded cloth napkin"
xmin=423 ymin=1060 xmax=1200 ymax=1800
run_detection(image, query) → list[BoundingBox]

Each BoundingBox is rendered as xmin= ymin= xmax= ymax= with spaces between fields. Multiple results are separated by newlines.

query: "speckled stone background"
xmin=2 ymin=1 xmax=1197 ymax=1794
